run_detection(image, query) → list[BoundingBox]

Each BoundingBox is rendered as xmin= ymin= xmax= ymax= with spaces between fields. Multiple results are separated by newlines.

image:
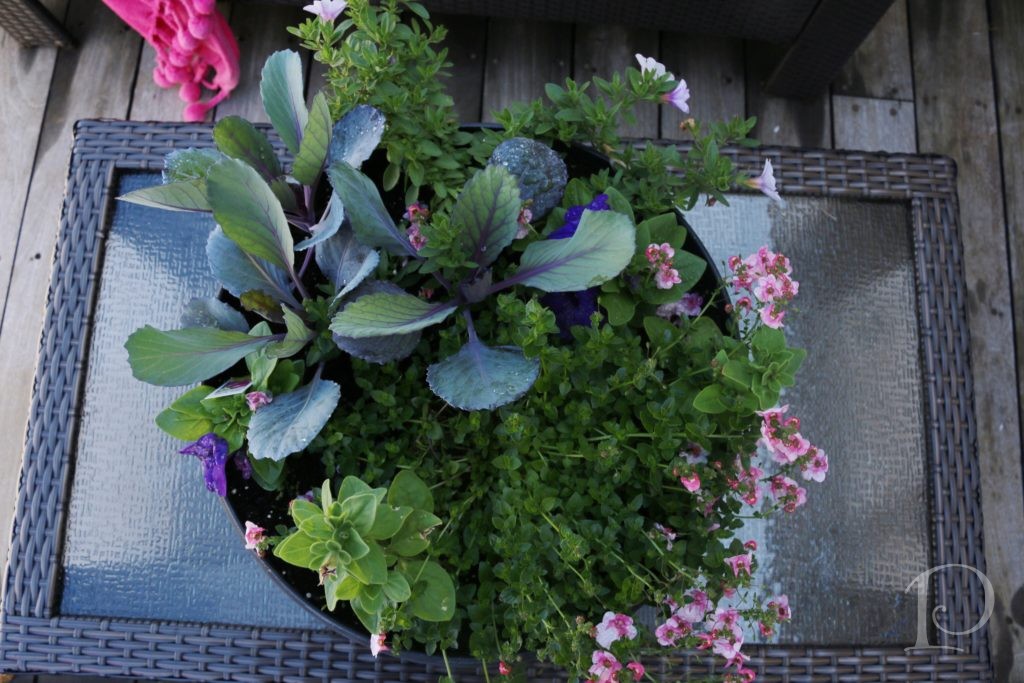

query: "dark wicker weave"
xmin=0 ymin=120 xmax=991 ymax=681
xmin=0 ymin=0 xmax=72 ymax=47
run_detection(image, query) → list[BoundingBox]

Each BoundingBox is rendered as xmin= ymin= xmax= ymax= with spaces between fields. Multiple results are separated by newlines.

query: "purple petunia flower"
xmin=180 ymin=433 xmax=230 ymax=496
xmin=542 ymin=194 xmax=612 ymax=339
xmin=548 ymin=194 xmax=610 ymax=239
xmin=233 ymin=451 xmax=253 ymax=480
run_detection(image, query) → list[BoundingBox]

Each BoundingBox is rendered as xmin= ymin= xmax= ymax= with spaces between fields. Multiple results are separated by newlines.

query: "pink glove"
xmin=102 ymin=0 xmax=240 ymax=121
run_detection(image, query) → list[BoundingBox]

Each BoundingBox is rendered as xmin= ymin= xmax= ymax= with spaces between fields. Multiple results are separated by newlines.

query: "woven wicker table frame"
xmin=0 ymin=120 xmax=992 ymax=681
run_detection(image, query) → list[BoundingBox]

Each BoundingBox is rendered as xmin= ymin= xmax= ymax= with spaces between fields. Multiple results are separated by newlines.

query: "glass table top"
xmin=59 ymin=174 xmax=930 ymax=644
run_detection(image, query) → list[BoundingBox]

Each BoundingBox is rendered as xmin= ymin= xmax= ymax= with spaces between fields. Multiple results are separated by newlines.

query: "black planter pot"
xmin=220 ymin=130 xmax=728 ymax=657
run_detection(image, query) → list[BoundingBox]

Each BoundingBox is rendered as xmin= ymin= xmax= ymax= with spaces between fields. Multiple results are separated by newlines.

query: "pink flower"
xmin=759 ymin=303 xmax=786 ymax=328
xmin=766 ymin=594 xmax=792 ymax=621
xmin=369 ymin=632 xmax=389 ymax=657
xmin=655 ymin=267 xmax=682 ymax=289
xmin=724 ymin=553 xmax=753 ymax=577
xmin=626 ymin=661 xmax=646 ymax=681
xmin=654 ymin=615 xmax=691 ymax=646
xmin=769 ymin=476 xmax=807 ymax=512
xmin=516 ymin=207 xmax=533 ymax=239
xmin=594 ymin=611 xmax=637 ymax=648
xmin=680 ymin=472 xmax=701 ymax=493
xmin=758 ymin=621 xmax=774 ymax=638
xmin=403 ymin=202 xmax=430 ymax=222
xmin=658 ymin=292 xmax=704 ymax=320
xmin=675 ymin=589 xmax=710 ymax=623
xmin=661 ymin=79 xmax=691 ymax=113
xmin=801 ymin=448 xmax=829 ymax=482
xmin=653 ymin=522 xmax=677 ymax=550
xmin=709 ymin=607 xmax=741 ymax=632
xmin=498 ymin=661 xmax=512 ymax=676
xmin=245 ymin=390 xmax=272 ymax=412
xmin=645 ymin=242 xmax=675 ymax=265
xmin=588 ymin=650 xmax=622 ymax=683
xmin=635 ymin=53 xmax=671 ymax=79
xmin=743 ymin=539 xmax=758 ymax=551
xmin=303 ymin=0 xmax=347 ymax=20
xmin=243 ymin=521 xmax=265 ymax=550
xmin=407 ymin=223 xmax=427 ymax=251
xmin=752 ymin=275 xmax=782 ymax=303
xmin=745 ymin=159 xmax=784 ymax=205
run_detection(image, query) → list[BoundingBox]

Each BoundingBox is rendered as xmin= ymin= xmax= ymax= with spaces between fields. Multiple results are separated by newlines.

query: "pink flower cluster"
xmin=727 ymin=247 xmax=798 ymax=329
xmin=758 ymin=405 xmax=828 ymax=483
xmin=758 ymin=595 xmax=792 ymax=638
xmin=697 ymin=607 xmax=748 ymax=671
xmin=404 ymin=202 xmax=429 ymax=251
xmin=586 ymin=613 xmax=644 ymax=682
xmin=769 ymin=475 xmax=808 ymax=513
xmin=656 ymin=589 xmax=710 ymax=646
xmin=645 ymin=242 xmax=682 ymax=289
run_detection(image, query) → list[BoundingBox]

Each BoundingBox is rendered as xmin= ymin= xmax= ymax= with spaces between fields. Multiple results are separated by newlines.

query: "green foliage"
xmin=312 ymin=299 xmax=805 ymax=670
xmin=274 ymin=474 xmax=455 ymax=631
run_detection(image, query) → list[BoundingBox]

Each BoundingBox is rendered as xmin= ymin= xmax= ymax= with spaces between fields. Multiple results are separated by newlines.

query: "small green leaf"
xmin=155 ymin=385 xmax=215 ymax=441
xmin=383 ymin=571 xmax=411 ymax=602
xmin=329 ymin=291 xmax=457 ymax=338
xmin=260 ymin=50 xmax=308 ymax=155
xmin=212 ymin=116 xmax=282 ymax=180
xmin=207 ymin=159 xmax=295 ymax=271
xmin=274 ymin=532 xmax=322 ymax=570
xmin=390 ymin=510 xmax=442 ymax=557
xmin=366 ymin=504 xmax=412 ymax=541
xmin=119 ymin=181 xmax=210 ymax=212
xmin=387 ymin=470 xmax=434 ymax=513
xmin=340 ymin=492 xmax=378 ymax=536
xmin=266 ymin=306 xmax=314 ymax=359
xmin=693 ymin=385 xmax=728 ymax=413
xmin=125 ymin=326 xmax=275 ymax=387
xmin=292 ymin=92 xmax=332 ymax=185
xmin=332 ymin=572 xmax=362 ymax=601
xmin=250 ymin=456 xmax=285 ymax=490
xmin=290 ymin=498 xmax=323 ymax=526
xmin=599 ymin=292 xmax=636 ymax=326
xmin=342 ymin=531 xmax=370 ymax=561
xmin=349 ymin=541 xmax=387 ymax=585
xmin=403 ymin=560 xmax=456 ymax=622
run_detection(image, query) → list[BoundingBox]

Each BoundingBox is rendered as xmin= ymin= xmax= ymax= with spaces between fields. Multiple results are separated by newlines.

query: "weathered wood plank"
xmin=128 ymin=43 xmax=185 ymax=122
xmin=909 ymin=1 xmax=1024 ymax=680
xmin=659 ymin=34 xmax=745 ymax=141
xmin=745 ymin=42 xmax=832 ymax=148
xmin=574 ymin=24 xmax=659 ymax=139
xmin=988 ymin=0 xmax=1024 ymax=676
xmin=437 ymin=13 xmax=487 ymax=124
xmin=481 ymin=19 xmax=572 ymax=120
xmin=833 ymin=0 xmax=913 ymax=100
xmin=0 ymin=0 xmax=140 ymax=591
xmin=832 ymin=96 xmax=916 ymax=152
xmin=215 ymin=2 xmax=307 ymax=122
xmin=0 ymin=0 xmax=67 ymax=311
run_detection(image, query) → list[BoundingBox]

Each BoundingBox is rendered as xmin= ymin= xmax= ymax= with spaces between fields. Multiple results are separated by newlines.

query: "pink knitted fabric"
xmin=102 ymin=0 xmax=240 ymax=121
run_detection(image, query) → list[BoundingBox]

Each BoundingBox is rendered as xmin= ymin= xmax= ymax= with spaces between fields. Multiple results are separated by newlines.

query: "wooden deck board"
xmin=909 ymin=1 xmax=1024 ymax=680
xmin=573 ymin=24 xmax=659 ymax=139
xmin=660 ymin=34 xmax=745 ymax=141
xmin=0 ymin=0 xmax=140 ymax=599
xmin=0 ymin=3 xmax=1021 ymax=679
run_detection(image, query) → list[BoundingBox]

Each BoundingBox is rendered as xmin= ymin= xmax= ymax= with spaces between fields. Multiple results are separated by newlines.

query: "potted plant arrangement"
xmin=122 ymin=1 xmax=825 ymax=680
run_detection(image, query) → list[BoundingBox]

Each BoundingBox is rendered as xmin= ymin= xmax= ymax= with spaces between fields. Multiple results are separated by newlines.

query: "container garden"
xmin=121 ymin=2 xmax=823 ymax=680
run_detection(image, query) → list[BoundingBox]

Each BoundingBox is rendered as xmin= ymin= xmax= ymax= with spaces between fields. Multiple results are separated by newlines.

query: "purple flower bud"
xmin=245 ymin=391 xmax=272 ymax=412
